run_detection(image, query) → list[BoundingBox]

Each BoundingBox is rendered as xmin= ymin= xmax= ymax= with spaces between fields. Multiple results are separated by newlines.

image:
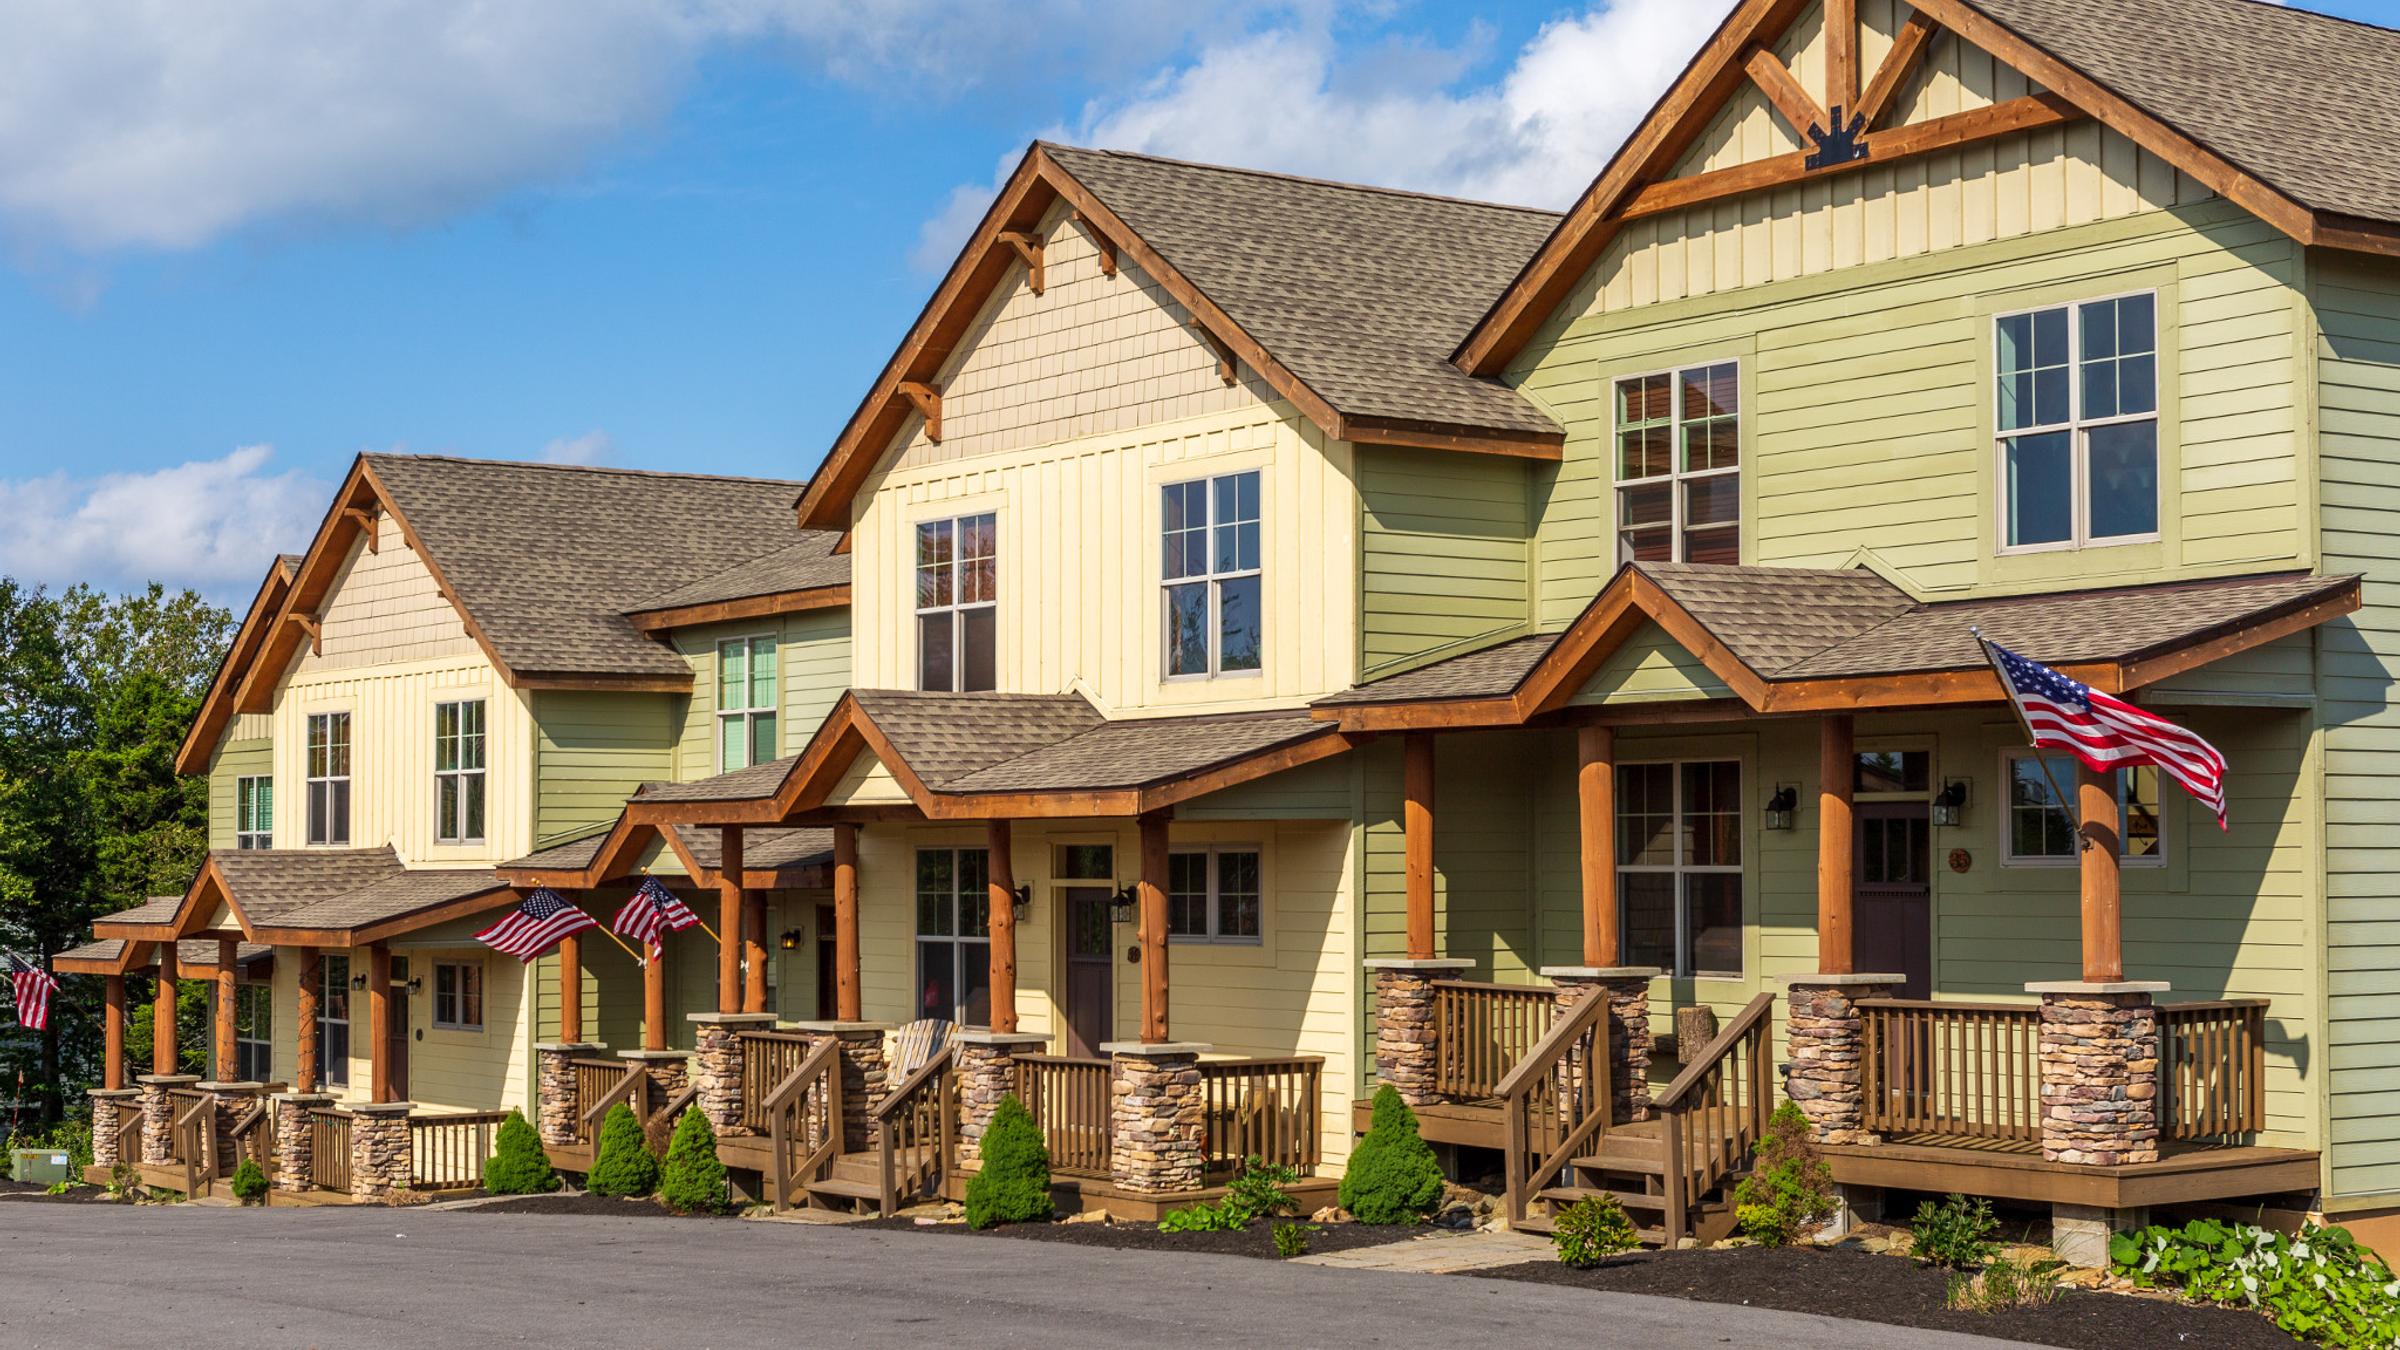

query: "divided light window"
xmin=716 ymin=636 xmax=779 ymax=771
xmin=434 ymin=700 xmax=485 ymax=844
xmin=1616 ymin=760 xmax=1743 ymax=978
xmin=432 ymin=960 xmax=484 ymax=1031
xmin=1615 ymin=362 xmax=1740 ymax=565
xmin=1998 ymin=292 xmax=2159 ymax=551
xmin=1162 ymin=471 xmax=1262 ymax=678
xmin=914 ymin=848 xmax=991 ymax=1026
xmin=235 ymin=774 xmax=272 ymax=850
xmin=317 ymin=955 xmax=351 ymax=1088
xmin=306 ymin=712 xmax=351 ymax=847
xmin=916 ymin=514 xmax=996 ymax=692
xmin=1166 ymin=846 xmax=1262 ymax=943
xmin=2003 ymin=751 xmax=2164 ymax=866
xmin=233 ymin=984 xmax=272 ymax=1083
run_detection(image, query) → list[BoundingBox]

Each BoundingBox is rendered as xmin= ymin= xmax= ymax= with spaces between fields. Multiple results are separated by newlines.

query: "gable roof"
xmin=88 ymin=846 xmax=512 ymax=947
xmin=173 ymin=552 xmax=299 ymax=775
xmin=624 ymin=535 xmax=852 ymax=631
xmin=497 ymin=822 xmax=833 ymax=890
xmin=794 ymin=142 xmax=1566 ymax=531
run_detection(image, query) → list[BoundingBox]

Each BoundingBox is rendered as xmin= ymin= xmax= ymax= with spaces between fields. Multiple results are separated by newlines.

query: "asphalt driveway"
xmin=0 ymin=1202 xmax=2043 ymax=1350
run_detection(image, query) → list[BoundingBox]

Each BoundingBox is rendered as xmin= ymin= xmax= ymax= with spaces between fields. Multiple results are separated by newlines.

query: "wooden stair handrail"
xmin=762 ymin=1038 xmax=842 ymax=1114
xmin=766 ymin=1038 xmax=846 ymax=1215
xmin=870 ymin=1043 xmax=955 ymax=1123
xmin=582 ymin=1063 xmax=650 ymax=1129
xmin=1498 ymin=988 xmax=1615 ymax=1226
xmin=875 ymin=1043 xmax=958 ymax=1215
xmin=653 ymin=1082 xmax=699 ymax=1130
xmin=1652 ymin=992 xmax=1776 ymax=1247
xmin=1655 ymin=992 xmax=1775 ymax=1111
xmin=175 ymin=1094 xmax=215 ymax=1198
xmin=1495 ymin=988 xmax=1610 ymax=1101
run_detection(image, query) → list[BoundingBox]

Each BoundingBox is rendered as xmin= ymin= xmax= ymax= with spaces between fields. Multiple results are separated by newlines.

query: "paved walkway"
xmin=0 ymin=1203 xmax=2047 ymax=1350
xmin=1296 ymin=1227 xmax=1557 ymax=1273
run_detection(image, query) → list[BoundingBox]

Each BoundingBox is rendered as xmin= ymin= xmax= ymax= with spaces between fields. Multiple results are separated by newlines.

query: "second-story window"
xmin=306 ymin=712 xmax=351 ymax=846
xmin=1163 ymin=471 xmax=1262 ymax=678
xmin=1616 ymin=362 xmax=1740 ymax=566
xmin=917 ymin=514 xmax=996 ymax=692
xmin=434 ymin=700 xmax=485 ymax=844
xmin=1998 ymin=292 xmax=2158 ymax=551
xmin=716 ymin=636 xmax=779 ymax=770
xmin=235 ymin=774 xmax=272 ymax=850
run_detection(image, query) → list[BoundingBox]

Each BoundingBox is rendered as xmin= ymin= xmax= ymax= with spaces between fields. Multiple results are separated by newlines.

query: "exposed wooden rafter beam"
xmin=1857 ymin=10 xmax=1940 ymax=131
xmin=997 ymin=229 xmax=1045 ymax=295
xmin=1069 ymin=210 xmax=1116 ymax=276
xmin=1825 ymin=0 xmax=1860 ymax=118
xmin=895 ymin=380 xmax=942 ymax=443
xmin=1744 ymin=45 xmax=1830 ymax=141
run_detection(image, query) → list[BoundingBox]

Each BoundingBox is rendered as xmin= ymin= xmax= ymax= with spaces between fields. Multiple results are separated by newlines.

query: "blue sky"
xmin=0 ymin=0 xmax=2386 ymax=601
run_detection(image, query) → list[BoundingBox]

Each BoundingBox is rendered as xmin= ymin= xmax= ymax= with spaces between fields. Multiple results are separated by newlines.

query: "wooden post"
xmin=153 ymin=944 xmax=179 ymax=1077
xmin=643 ymin=939 xmax=666 ymax=1052
xmin=367 ymin=943 xmax=393 ymax=1103
xmin=103 ymin=975 xmax=125 ymax=1091
xmin=2079 ymin=764 xmax=2125 ymax=982
xmin=833 ymin=823 xmax=861 ymax=1022
xmin=1817 ymin=714 xmax=1856 ymax=975
xmin=743 ymin=892 xmax=768 ymax=1015
xmin=1404 ymin=733 xmax=1436 ymax=961
xmin=986 ymin=820 xmax=1019 ymax=1034
xmin=295 ymin=947 xmax=319 ymax=1095
xmin=214 ymin=937 xmax=238 ymax=1079
xmin=717 ymin=826 xmax=744 ymax=1015
xmin=557 ymin=934 xmax=582 ymax=1046
xmin=1578 ymin=725 xmax=1618 ymax=967
xmin=1827 ymin=0 xmax=1860 ymax=116
xmin=1138 ymin=814 xmax=1171 ymax=1043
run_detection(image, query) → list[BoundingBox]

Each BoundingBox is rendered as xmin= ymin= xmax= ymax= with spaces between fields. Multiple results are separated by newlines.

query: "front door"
xmin=1855 ymin=801 xmax=1933 ymax=999
xmin=815 ymin=903 xmax=838 ymax=1020
xmin=386 ymin=982 xmax=411 ymax=1101
xmin=1063 ymin=886 xmax=1114 ymax=1058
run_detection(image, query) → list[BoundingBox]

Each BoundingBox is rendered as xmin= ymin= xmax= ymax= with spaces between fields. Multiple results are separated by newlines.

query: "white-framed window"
xmin=432 ymin=960 xmax=484 ymax=1031
xmin=715 ymin=636 xmax=780 ymax=771
xmin=1614 ymin=361 xmax=1740 ymax=565
xmin=235 ymin=774 xmax=273 ymax=850
xmin=914 ymin=848 xmax=990 ymax=1025
xmin=317 ymin=955 xmax=351 ymax=1088
xmin=1166 ymin=845 xmax=1261 ymax=943
xmin=1162 ymin=471 xmax=1262 ymax=679
xmin=232 ymin=983 xmax=272 ymax=1083
xmin=2001 ymin=751 xmax=2165 ymax=866
xmin=1617 ymin=759 xmax=1743 ymax=978
xmin=916 ymin=514 xmax=996 ymax=692
xmin=1997 ymin=291 xmax=2159 ymax=552
xmin=434 ymin=700 xmax=485 ymax=844
xmin=306 ymin=712 xmax=351 ymax=846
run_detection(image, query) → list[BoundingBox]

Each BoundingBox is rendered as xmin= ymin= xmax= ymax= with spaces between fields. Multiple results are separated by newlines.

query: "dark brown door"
xmin=1855 ymin=802 xmax=1933 ymax=999
xmin=387 ymin=985 xmax=411 ymax=1101
xmin=814 ymin=904 xmax=838 ymax=1020
xmin=1063 ymin=886 xmax=1114 ymax=1058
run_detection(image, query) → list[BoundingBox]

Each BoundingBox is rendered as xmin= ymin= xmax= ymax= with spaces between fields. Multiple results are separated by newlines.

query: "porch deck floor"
xmin=1824 ymin=1138 xmax=2320 ymax=1209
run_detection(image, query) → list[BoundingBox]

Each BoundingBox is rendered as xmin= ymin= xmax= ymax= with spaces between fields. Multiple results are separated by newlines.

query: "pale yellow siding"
xmin=300 ymin=515 xmax=482 ymax=670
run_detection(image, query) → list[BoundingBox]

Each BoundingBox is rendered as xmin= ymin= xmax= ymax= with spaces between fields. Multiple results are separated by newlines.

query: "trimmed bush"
xmin=229 ymin=1159 xmax=269 ymax=1205
xmin=1910 ymin=1192 xmax=2000 ymax=1270
xmin=1732 ymin=1101 xmax=1837 ymax=1246
xmin=1339 ymin=1086 xmax=1445 ymax=1225
xmin=586 ymin=1103 xmax=660 ymax=1198
xmin=659 ymin=1108 xmax=729 ymax=1215
xmin=1552 ymin=1193 xmax=1641 ymax=1268
xmin=964 ymin=1094 xmax=1053 ymax=1229
xmin=482 ymin=1109 xmax=561 ymax=1196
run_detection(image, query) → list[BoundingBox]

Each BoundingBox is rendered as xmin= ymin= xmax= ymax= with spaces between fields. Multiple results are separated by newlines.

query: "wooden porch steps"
xmin=797 ymin=1153 xmax=885 ymax=1212
xmin=1514 ymin=1120 xmax=1747 ymax=1247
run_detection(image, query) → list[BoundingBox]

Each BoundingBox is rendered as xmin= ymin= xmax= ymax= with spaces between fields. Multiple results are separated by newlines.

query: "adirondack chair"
xmin=887 ymin=1018 xmax=954 ymax=1077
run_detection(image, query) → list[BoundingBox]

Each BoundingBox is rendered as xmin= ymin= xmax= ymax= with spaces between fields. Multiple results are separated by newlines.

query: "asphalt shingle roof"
xmin=630 ymin=535 xmax=851 ymax=615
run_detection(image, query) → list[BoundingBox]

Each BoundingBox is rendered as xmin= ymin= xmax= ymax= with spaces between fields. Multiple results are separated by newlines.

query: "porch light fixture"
xmin=1109 ymin=884 xmax=1138 ymax=925
xmin=778 ymin=928 xmax=803 ymax=951
xmin=1009 ymin=883 xmax=1033 ymax=920
xmin=350 ymin=972 xmax=367 ymax=991
xmin=405 ymin=976 xmax=423 ymax=995
xmin=1933 ymin=779 xmax=1970 ymax=828
xmin=1763 ymin=786 xmax=1799 ymax=831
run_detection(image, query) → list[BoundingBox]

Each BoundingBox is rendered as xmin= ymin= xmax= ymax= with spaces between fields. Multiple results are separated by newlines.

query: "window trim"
xmin=913 ymin=846 xmax=992 ymax=1027
xmin=430 ymin=959 xmax=485 ymax=1032
xmin=1610 ymin=358 xmax=1744 ymax=567
xmin=317 ymin=954 xmax=351 ymax=1088
xmin=1997 ymin=749 xmax=2168 ymax=869
xmin=712 ymin=634 xmax=782 ymax=773
xmin=432 ymin=698 xmax=487 ymax=845
xmin=1165 ymin=843 xmax=1264 ymax=945
xmin=913 ymin=512 xmax=999 ymax=692
xmin=1159 ymin=471 xmax=1264 ymax=683
xmin=235 ymin=773 xmax=273 ymax=850
xmin=1615 ymin=756 xmax=1746 ymax=980
xmin=305 ymin=711 xmax=352 ymax=848
xmin=1991 ymin=288 xmax=2162 ymax=557
xmin=232 ymin=982 xmax=273 ymax=1083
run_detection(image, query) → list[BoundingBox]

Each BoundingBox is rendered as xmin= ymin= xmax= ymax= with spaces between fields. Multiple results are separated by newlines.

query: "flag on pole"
xmin=1981 ymin=637 xmax=2229 ymax=829
xmin=7 ymin=955 xmax=59 ymax=1032
xmin=474 ymin=888 xmax=600 ymax=961
xmin=611 ymin=876 xmax=700 ymax=956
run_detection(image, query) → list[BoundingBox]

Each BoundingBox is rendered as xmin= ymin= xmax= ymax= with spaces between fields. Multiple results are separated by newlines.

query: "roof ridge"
xmin=1038 ymin=140 xmax=1565 ymax=221
xmin=364 ymin=452 xmax=805 ymax=491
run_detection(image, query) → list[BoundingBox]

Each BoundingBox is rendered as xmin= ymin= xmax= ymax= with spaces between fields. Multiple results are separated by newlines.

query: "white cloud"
xmin=0 ymin=445 xmax=328 ymax=594
xmin=539 ymin=429 xmax=616 ymax=466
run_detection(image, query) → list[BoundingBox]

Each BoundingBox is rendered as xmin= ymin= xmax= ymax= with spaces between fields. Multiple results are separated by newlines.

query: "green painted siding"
xmin=670 ymin=610 xmax=853 ymax=777
xmin=530 ymin=884 xmax=835 ymax=1046
xmin=2314 ymin=251 xmax=2400 ymax=1201
xmin=207 ymin=738 xmax=271 ymax=850
xmin=1358 ymin=446 xmax=1532 ymax=680
xmin=530 ymin=691 xmax=678 ymax=845
xmin=1573 ymin=620 xmax=1732 ymax=704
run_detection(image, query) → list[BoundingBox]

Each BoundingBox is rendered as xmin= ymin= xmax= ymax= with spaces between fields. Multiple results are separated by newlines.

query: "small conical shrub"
xmin=586 ymin=1103 xmax=660 ymax=1198
xmin=659 ymin=1108 xmax=728 ymax=1215
xmin=229 ymin=1158 xmax=269 ymax=1205
xmin=483 ymin=1109 xmax=561 ymax=1196
xmin=964 ymin=1094 xmax=1053 ymax=1229
xmin=1339 ymin=1085 xmax=1445 ymax=1225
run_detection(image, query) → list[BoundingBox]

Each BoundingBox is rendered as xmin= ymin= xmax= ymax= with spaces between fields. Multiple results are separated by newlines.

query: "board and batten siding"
xmin=1357 ymin=446 xmax=1534 ymax=681
xmin=667 ymin=609 xmax=852 ymax=778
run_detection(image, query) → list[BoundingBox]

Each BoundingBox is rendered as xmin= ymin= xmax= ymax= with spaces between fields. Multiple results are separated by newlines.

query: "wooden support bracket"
xmin=1192 ymin=321 xmax=1237 ymax=386
xmin=1069 ymin=211 xmax=1116 ymax=277
xmin=997 ymin=230 xmax=1045 ymax=295
xmin=341 ymin=505 xmax=380 ymax=553
xmin=291 ymin=612 xmax=323 ymax=657
xmin=895 ymin=381 xmax=942 ymax=443
xmin=1858 ymin=11 xmax=1940 ymax=132
xmin=1744 ymin=45 xmax=1830 ymax=141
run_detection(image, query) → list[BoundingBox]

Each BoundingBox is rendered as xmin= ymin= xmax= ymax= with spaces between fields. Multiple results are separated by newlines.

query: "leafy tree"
xmin=1339 ymin=1086 xmax=1445 ymax=1225
xmin=482 ymin=1109 xmax=561 ymax=1196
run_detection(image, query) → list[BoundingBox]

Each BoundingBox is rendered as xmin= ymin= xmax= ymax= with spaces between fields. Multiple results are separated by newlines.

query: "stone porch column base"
xmin=533 ymin=1043 xmax=607 ymax=1148
xmin=197 ymin=1081 xmax=262 ymax=1166
xmin=785 ymin=1021 xmax=891 ymax=1153
xmin=619 ymin=1048 xmax=694 ymax=1122
xmin=1364 ymin=958 xmax=1474 ymax=1106
xmin=270 ymin=1093 xmax=335 ymax=1193
xmin=1782 ymin=975 xmax=1904 ymax=1145
xmin=2030 ymin=980 xmax=2167 ymax=1167
xmin=1105 ymin=1042 xmax=1209 ymax=1198
xmin=688 ymin=1014 xmax=779 ymax=1135
xmin=955 ymin=1031 xmax=1049 ymax=1159
xmin=1543 ymin=967 xmax=1661 ymax=1123
xmin=87 ymin=1089 xmax=141 ymax=1172
xmin=348 ymin=1102 xmax=415 ymax=1201
xmin=135 ymin=1074 xmax=200 ymax=1166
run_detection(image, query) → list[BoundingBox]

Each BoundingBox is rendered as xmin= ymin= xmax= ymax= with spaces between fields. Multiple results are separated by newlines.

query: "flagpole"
xmin=1974 ymin=625 xmax=2093 ymax=855
xmin=592 ymin=927 xmax=643 ymax=964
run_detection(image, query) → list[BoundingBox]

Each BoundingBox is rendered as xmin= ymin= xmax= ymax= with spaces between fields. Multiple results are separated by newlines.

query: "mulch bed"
xmin=0 ymin=1180 xmax=128 ymax=1206
xmin=858 ymin=1214 xmax=1421 ymax=1260
xmin=448 ymin=1191 xmax=737 ymax=1219
xmin=1478 ymin=1244 xmax=2303 ymax=1350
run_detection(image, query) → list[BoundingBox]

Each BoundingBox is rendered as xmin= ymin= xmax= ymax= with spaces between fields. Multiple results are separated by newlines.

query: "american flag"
xmin=612 ymin=876 xmax=699 ymax=957
xmin=473 ymin=888 xmax=599 ymax=961
xmin=7 ymin=955 xmax=59 ymax=1032
xmin=1984 ymin=639 xmax=2229 ymax=829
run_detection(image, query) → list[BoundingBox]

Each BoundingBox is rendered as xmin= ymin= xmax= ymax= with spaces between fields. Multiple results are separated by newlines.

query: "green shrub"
xmin=107 ymin=1160 xmax=138 ymax=1200
xmin=963 ymin=1095 xmax=1053 ymax=1229
xmin=1161 ymin=1201 xmax=1241 ymax=1232
xmin=2113 ymin=1219 xmax=2400 ymax=1349
xmin=659 ymin=1108 xmax=729 ymax=1215
xmin=1946 ymin=1255 xmax=2064 ymax=1312
xmin=482 ymin=1109 xmax=561 ymax=1196
xmin=45 ymin=1180 xmax=70 ymax=1196
xmin=1551 ymin=1193 xmax=1642 ymax=1268
xmin=1222 ymin=1156 xmax=1301 ymax=1225
xmin=1731 ymin=1101 xmax=1836 ymax=1246
xmin=1272 ymin=1221 xmax=1317 ymax=1258
xmin=1910 ymin=1193 xmax=1999 ymax=1270
xmin=585 ymin=1103 xmax=659 ymax=1198
xmin=1339 ymin=1086 xmax=1445 ymax=1225
xmin=229 ymin=1158 xmax=268 ymax=1204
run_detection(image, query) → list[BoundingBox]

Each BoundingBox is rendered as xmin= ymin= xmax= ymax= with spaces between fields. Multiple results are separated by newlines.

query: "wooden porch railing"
xmin=1433 ymin=981 xmax=1555 ymax=1102
xmin=568 ymin=1057 xmax=631 ymax=1148
xmin=873 ymin=1044 xmax=957 ymax=1216
xmin=112 ymin=1107 xmax=143 ymax=1170
xmin=1199 ymin=1057 xmax=1323 ymax=1177
xmin=764 ymin=1037 xmax=844 ymax=1214
xmin=2162 ymin=1000 xmax=2269 ymax=1143
xmin=227 ymin=1099 xmax=273 ymax=1183
xmin=166 ymin=1089 xmax=209 ymax=1166
xmin=311 ymin=1109 xmax=353 ymax=1193
xmin=411 ymin=1112 xmax=509 ymax=1192
xmin=738 ymin=1031 xmax=817 ymax=1135
xmin=1012 ymin=1055 xmax=1113 ymax=1179
xmin=1859 ymin=999 xmax=2042 ymax=1143
xmin=581 ymin=1063 xmax=650 ymax=1144
xmin=1656 ymin=991 xmax=1774 ymax=1248
xmin=173 ymin=1092 xmax=216 ymax=1198
xmin=1498 ymin=987 xmax=1613 ymax=1225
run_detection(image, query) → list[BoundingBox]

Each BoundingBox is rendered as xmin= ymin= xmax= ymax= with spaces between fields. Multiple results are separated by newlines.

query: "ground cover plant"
xmin=1340 ymin=1086 xmax=1443 ymax=1225
xmin=2113 ymin=1218 xmax=2400 ymax=1348
xmin=964 ymin=1095 xmax=1053 ymax=1229
xmin=1162 ymin=1156 xmax=1301 ymax=1232
xmin=1551 ymin=1193 xmax=1640 ymax=1269
xmin=1909 ymin=1193 xmax=2000 ymax=1269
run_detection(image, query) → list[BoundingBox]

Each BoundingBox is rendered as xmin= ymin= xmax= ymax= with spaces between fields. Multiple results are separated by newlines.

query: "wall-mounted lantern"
xmin=1009 ymin=883 xmax=1033 ymax=920
xmin=1109 ymin=884 xmax=1138 ymax=925
xmin=778 ymin=927 xmax=804 ymax=951
xmin=1763 ymin=785 xmax=1799 ymax=831
xmin=1933 ymin=779 xmax=1970 ymax=828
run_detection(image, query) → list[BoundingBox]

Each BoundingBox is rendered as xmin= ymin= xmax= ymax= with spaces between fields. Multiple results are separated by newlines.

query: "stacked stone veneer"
xmin=136 ymin=1075 xmax=196 ymax=1165
xmin=348 ymin=1103 xmax=414 ymax=1201
xmin=1367 ymin=960 xmax=1471 ymax=1106
xmin=88 ymin=1089 xmax=140 ymax=1171
xmin=200 ymin=1082 xmax=260 ymax=1164
xmin=534 ymin=1043 xmax=605 ymax=1149
xmin=957 ymin=1034 xmax=1046 ymax=1154
xmin=1547 ymin=969 xmax=1658 ymax=1124
xmin=825 ymin=1028 xmax=889 ymax=1153
xmin=272 ymin=1094 xmax=332 ymax=1193
xmin=688 ymin=1016 xmax=777 ymax=1136
xmin=1784 ymin=978 xmax=1898 ymax=1145
xmin=1108 ymin=1045 xmax=1206 ymax=1197
xmin=2036 ymin=986 xmax=2163 ymax=1166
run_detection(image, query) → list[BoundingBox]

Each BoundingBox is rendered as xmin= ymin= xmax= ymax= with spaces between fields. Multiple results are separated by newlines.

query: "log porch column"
xmin=2078 ymin=764 xmax=2124 ymax=983
xmin=717 ymin=826 xmax=744 ymax=1015
xmin=295 ymin=947 xmax=320 ymax=1095
xmin=1403 ymin=733 xmax=1436 ymax=960
xmin=102 ymin=975 xmax=125 ymax=1091
xmin=1578 ymin=725 xmax=1617 ymax=967
xmin=1138 ymin=813 xmax=1171 ymax=1043
xmin=367 ymin=942 xmax=394 ymax=1103
xmin=556 ymin=933 xmax=582 ymax=1046
xmin=1788 ymin=713 xmax=1903 ymax=1146
xmin=986 ymin=820 xmax=1019 ymax=1034
xmin=743 ymin=891 xmax=769 ymax=1015
xmin=213 ymin=937 xmax=238 ymax=1080
xmin=153 ymin=943 xmax=179 ymax=1077
xmin=1816 ymin=713 xmax=1856 ymax=974
xmin=643 ymin=936 xmax=667 ymax=1052
xmin=833 ymin=823 xmax=861 ymax=1022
